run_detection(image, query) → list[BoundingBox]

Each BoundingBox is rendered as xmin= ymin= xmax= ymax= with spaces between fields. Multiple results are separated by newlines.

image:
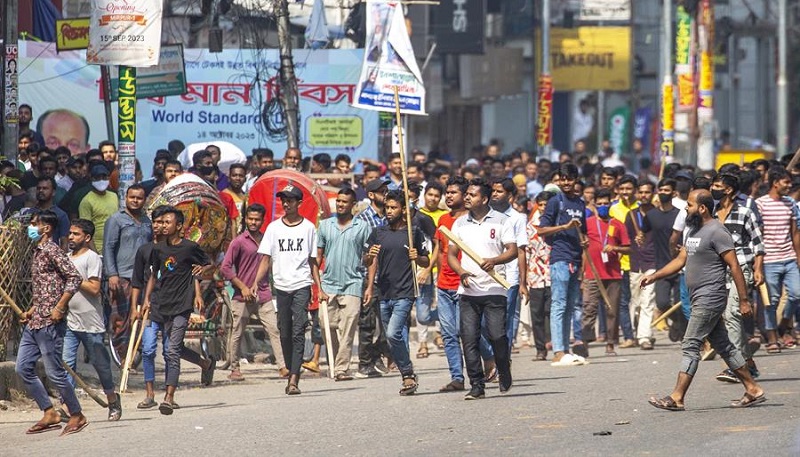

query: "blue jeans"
xmin=16 ymin=322 xmax=82 ymax=414
xmin=415 ymin=282 xmax=436 ymax=343
xmin=504 ymin=285 xmax=520 ymax=351
xmin=618 ymin=271 xmax=634 ymax=340
xmin=763 ymin=259 xmax=800 ymax=330
xmin=379 ymin=298 xmax=414 ymax=376
xmin=63 ymin=329 xmax=115 ymax=395
xmin=142 ymin=320 xmax=167 ymax=384
xmin=572 ymin=296 xmax=583 ymax=342
xmin=550 ymin=261 xmax=582 ymax=354
xmin=680 ymin=274 xmax=691 ymax=320
xmin=681 ymin=306 xmax=746 ymax=376
xmin=437 ymin=289 xmax=464 ymax=383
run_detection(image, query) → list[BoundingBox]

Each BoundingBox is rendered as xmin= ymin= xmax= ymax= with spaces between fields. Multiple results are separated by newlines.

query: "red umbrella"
xmin=248 ymin=169 xmax=332 ymax=231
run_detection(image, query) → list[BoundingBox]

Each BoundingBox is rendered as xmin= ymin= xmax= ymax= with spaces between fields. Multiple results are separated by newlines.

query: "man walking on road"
xmin=220 ymin=203 xmax=287 ymax=381
xmin=317 ymin=188 xmax=372 ymax=381
xmin=642 ymin=190 xmax=765 ymax=411
xmin=447 ymin=178 xmax=517 ymax=400
xmin=365 ymin=190 xmax=429 ymax=395
xmin=253 ymin=184 xmax=323 ymax=395
xmin=16 ymin=211 xmax=87 ymax=436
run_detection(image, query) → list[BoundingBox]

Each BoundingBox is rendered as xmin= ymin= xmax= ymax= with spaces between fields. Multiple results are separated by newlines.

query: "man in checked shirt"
xmin=710 ymin=173 xmax=765 ymax=383
xmin=16 ymin=210 xmax=87 ymax=436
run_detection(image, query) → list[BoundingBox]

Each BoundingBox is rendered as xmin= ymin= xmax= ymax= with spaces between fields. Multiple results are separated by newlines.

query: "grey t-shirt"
xmin=684 ymin=219 xmax=735 ymax=310
xmin=66 ymin=250 xmax=105 ymax=334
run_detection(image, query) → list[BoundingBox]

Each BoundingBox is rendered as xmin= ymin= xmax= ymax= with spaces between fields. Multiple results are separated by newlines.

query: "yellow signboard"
xmin=715 ymin=150 xmax=774 ymax=169
xmin=55 ymin=18 xmax=90 ymax=51
xmin=536 ymin=27 xmax=631 ymax=91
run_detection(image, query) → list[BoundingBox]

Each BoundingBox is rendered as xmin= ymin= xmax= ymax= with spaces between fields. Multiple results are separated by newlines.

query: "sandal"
xmin=334 ymin=373 xmax=354 ymax=382
xmin=416 ymin=344 xmax=429 ymax=359
xmin=731 ymin=392 xmax=766 ymax=408
xmin=137 ymin=398 xmax=158 ymax=409
xmin=399 ymin=374 xmax=418 ymax=396
xmin=159 ymin=402 xmax=174 ymax=416
xmin=60 ymin=420 xmax=89 ymax=436
xmin=286 ymin=384 xmax=302 ymax=395
xmin=766 ymin=343 xmax=782 ymax=354
xmin=26 ymin=421 xmax=62 ymax=434
xmin=648 ymin=395 xmax=685 ymax=411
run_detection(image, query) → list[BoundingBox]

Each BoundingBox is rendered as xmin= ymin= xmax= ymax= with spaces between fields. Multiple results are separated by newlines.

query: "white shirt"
xmin=452 ymin=209 xmax=516 ymax=297
xmin=572 ymin=108 xmax=594 ymax=144
xmin=259 ymin=217 xmax=317 ymax=292
xmin=673 ymin=208 xmax=687 ymax=232
xmin=67 ymin=250 xmax=106 ymax=334
xmin=501 ymin=206 xmax=528 ymax=286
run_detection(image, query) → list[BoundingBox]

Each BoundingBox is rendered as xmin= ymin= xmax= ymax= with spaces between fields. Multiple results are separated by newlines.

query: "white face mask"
xmin=92 ymin=180 xmax=110 ymax=192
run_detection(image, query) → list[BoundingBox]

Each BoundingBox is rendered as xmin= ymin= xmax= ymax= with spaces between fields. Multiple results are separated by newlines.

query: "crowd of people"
xmin=4 ymin=111 xmax=798 ymax=435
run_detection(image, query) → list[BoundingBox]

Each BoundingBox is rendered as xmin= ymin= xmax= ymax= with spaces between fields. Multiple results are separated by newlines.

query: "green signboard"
xmin=110 ymin=44 xmax=187 ymax=100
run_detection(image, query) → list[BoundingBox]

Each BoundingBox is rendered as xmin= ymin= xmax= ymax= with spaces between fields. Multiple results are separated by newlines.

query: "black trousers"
xmin=275 ymin=287 xmax=311 ymax=376
xmin=529 ymin=287 xmax=551 ymax=352
xmin=358 ymin=282 xmax=391 ymax=369
xmin=655 ymin=275 xmax=681 ymax=312
xmin=460 ymin=295 xmax=509 ymax=388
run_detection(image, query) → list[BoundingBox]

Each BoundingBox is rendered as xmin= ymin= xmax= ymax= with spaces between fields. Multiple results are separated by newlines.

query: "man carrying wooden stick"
xmin=641 ymin=190 xmax=765 ymax=411
xmin=15 ymin=210 xmax=88 ymax=435
xmin=447 ymin=178 xmax=517 ymax=400
xmin=364 ymin=190 xmax=429 ymax=395
xmin=62 ymin=219 xmax=122 ymax=421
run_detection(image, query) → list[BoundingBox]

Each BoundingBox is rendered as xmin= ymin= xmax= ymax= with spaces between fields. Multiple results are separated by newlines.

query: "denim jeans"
xmin=359 ymin=281 xmax=391 ymax=370
xmin=16 ymin=322 xmax=82 ymax=414
xmin=437 ymin=288 xmax=464 ymax=383
xmin=163 ymin=311 xmax=192 ymax=387
xmin=618 ymin=271 xmax=634 ymax=340
xmin=763 ymin=259 xmax=800 ymax=330
xmin=572 ymin=296 xmax=583 ymax=342
xmin=504 ymin=285 xmax=520 ymax=351
xmin=142 ymin=319 xmax=205 ymax=385
xmin=680 ymin=274 xmax=691 ymax=320
xmin=63 ymin=329 xmax=115 ymax=395
xmin=681 ymin=306 xmax=746 ymax=377
xmin=549 ymin=261 xmax=582 ymax=354
xmin=379 ymin=298 xmax=414 ymax=376
xmin=275 ymin=287 xmax=312 ymax=376
xmin=460 ymin=295 xmax=509 ymax=389
xmin=724 ymin=265 xmax=754 ymax=358
xmin=415 ymin=282 xmax=436 ymax=344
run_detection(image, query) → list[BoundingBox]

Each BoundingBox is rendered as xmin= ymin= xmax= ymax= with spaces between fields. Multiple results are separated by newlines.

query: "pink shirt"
xmin=220 ymin=231 xmax=273 ymax=303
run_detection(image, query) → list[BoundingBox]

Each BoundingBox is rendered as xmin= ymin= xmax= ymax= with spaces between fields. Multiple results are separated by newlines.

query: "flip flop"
xmin=60 ymin=421 xmax=89 ymax=436
xmin=731 ymin=392 xmax=766 ymax=408
xmin=159 ymin=402 xmax=174 ymax=415
xmin=649 ymin=396 xmax=685 ymax=411
xmin=137 ymin=398 xmax=158 ymax=409
xmin=26 ymin=422 xmax=62 ymax=435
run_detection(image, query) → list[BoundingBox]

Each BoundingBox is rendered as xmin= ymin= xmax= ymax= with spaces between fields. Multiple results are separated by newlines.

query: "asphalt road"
xmin=1 ymin=334 xmax=799 ymax=457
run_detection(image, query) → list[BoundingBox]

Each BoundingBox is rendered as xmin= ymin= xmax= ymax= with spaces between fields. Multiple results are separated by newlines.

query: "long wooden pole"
xmin=0 ymin=286 xmax=108 ymax=407
xmin=650 ymin=301 xmax=682 ymax=328
xmin=577 ymin=232 xmax=612 ymax=312
xmin=393 ymin=86 xmax=419 ymax=297
xmin=119 ymin=306 xmax=141 ymax=392
xmin=318 ymin=300 xmax=335 ymax=379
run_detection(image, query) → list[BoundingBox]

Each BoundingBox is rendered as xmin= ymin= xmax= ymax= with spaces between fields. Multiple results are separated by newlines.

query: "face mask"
xmin=710 ymin=189 xmax=726 ymax=201
xmin=658 ymin=193 xmax=672 ymax=204
xmin=596 ymin=204 xmax=610 ymax=219
xmin=686 ymin=212 xmax=703 ymax=231
xmin=92 ymin=180 xmax=110 ymax=192
xmin=27 ymin=225 xmax=42 ymax=241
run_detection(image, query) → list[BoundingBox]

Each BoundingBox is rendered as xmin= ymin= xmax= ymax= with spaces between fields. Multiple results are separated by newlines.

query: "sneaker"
xmin=715 ymin=368 xmax=740 ymax=383
xmin=354 ymin=367 xmax=383 ymax=379
xmin=464 ymin=386 xmax=486 ymax=400
xmin=228 ymin=369 xmax=245 ymax=382
xmin=108 ymin=397 xmax=122 ymax=421
xmin=374 ymin=360 xmax=390 ymax=375
xmin=201 ymin=355 xmax=216 ymax=386
xmin=498 ymin=370 xmax=513 ymax=394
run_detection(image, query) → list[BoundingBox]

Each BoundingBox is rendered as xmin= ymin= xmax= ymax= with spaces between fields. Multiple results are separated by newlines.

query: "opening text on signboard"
xmin=308 ymin=117 xmax=363 ymax=148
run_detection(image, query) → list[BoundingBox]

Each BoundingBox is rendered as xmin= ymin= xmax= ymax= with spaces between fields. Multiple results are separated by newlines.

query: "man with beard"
xmin=711 ymin=173 xmax=765 ymax=382
xmin=104 ymin=184 xmax=152 ymax=325
xmin=62 ymin=219 xmax=122 ymax=421
xmin=223 ymin=164 xmax=248 ymax=235
xmin=221 ymin=204 xmax=287 ymax=381
xmin=642 ymin=190 xmax=765 ymax=411
xmin=317 ymin=189 xmax=372 ymax=381
xmin=364 ymin=190 xmax=429 ymax=395
xmin=253 ymin=185 xmax=323 ymax=395
xmin=282 ymin=148 xmax=302 ymax=171
xmin=436 ymin=176 xmax=470 ymax=391
xmin=447 ymin=178 xmax=517 ymax=399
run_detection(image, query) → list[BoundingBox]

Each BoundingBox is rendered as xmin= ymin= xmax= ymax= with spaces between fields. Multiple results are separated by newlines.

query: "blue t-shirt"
xmin=539 ymin=193 xmax=587 ymax=265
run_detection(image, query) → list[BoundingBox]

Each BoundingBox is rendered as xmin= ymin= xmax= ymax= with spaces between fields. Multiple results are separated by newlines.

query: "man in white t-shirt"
xmin=61 ymin=219 xmax=122 ymax=421
xmin=447 ymin=178 xmax=518 ymax=400
xmin=253 ymin=184 xmax=323 ymax=395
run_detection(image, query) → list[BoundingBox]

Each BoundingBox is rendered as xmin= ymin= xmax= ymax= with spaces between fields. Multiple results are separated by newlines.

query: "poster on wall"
xmin=87 ymin=0 xmax=163 ymax=66
xmin=4 ymin=44 xmax=19 ymax=125
xmin=18 ymin=42 xmax=379 ymax=175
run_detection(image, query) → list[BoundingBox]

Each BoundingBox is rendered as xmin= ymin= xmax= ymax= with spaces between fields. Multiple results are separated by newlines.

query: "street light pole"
xmin=274 ymin=0 xmax=300 ymax=149
xmin=777 ymin=0 xmax=788 ymax=156
xmin=1 ymin=0 xmax=19 ymax=163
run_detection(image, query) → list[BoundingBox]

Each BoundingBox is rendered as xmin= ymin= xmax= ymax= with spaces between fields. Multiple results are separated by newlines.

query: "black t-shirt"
xmin=645 ymin=207 xmax=679 ymax=269
xmin=625 ymin=208 xmax=656 ymax=272
xmin=132 ymin=242 xmax=163 ymax=322
xmin=149 ymin=239 xmax=210 ymax=318
xmin=412 ymin=211 xmax=436 ymax=242
xmin=20 ymin=170 xmax=39 ymax=192
xmin=367 ymin=224 xmax=428 ymax=300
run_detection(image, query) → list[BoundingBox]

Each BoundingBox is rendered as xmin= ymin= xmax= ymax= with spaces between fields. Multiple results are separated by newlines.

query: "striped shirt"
xmin=756 ymin=195 xmax=796 ymax=264
xmin=318 ymin=216 xmax=372 ymax=296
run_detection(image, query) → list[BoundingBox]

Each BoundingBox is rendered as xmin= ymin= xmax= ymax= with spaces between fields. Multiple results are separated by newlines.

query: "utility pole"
xmin=274 ymin=0 xmax=300 ymax=149
xmin=660 ymin=0 xmax=674 ymax=173
xmin=696 ymin=0 xmax=715 ymax=171
xmin=1 ymin=0 xmax=19 ymax=162
xmin=536 ymin=0 xmax=552 ymax=160
xmin=777 ymin=0 xmax=788 ymax=156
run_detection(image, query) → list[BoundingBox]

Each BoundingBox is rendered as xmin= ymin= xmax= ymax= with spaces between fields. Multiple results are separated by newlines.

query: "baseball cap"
xmin=365 ymin=178 xmax=389 ymax=193
xmin=67 ymin=156 xmax=85 ymax=167
xmin=276 ymin=184 xmax=303 ymax=200
xmin=674 ymin=170 xmax=693 ymax=180
xmin=90 ymin=164 xmax=110 ymax=177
